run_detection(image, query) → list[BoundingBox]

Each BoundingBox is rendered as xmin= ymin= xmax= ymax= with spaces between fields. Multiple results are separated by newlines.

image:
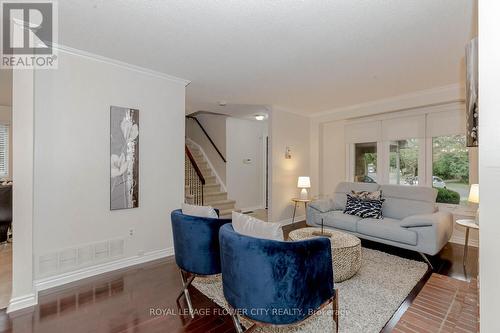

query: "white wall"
xmin=319 ymin=120 xmax=346 ymax=196
xmin=479 ymin=1 xmax=500 ymax=330
xmin=30 ymin=49 xmax=187 ymax=282
xmin=186 ymin=114 xmax=227 ymax=185
xmin=226 ymin=118 xmax=266 ymax=211
xmin=9 ymin=69 xmax=36 ymax=312
xmin=269 ymin=108 xmax=310 ymax=223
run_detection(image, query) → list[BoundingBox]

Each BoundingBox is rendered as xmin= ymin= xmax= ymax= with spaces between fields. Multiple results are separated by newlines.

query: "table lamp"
xmin=468 ymin=184 xmax=479 ymax=223
xmin=297 ymin=176 xmax=311 ymax=200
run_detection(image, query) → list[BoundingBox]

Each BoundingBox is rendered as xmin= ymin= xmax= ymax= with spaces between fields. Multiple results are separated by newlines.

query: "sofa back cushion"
xmin=333 ymin=182 xmax=380 ymax=210
xmin=379 ymin=185 xmax=437 ymax=219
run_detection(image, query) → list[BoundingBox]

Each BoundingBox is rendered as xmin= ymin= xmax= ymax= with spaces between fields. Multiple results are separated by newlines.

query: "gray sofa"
xmin=307 ymin=182 xmax=453 ymax=258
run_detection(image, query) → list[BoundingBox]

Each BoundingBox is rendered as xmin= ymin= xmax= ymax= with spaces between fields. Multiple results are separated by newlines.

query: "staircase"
xmin=185 ymin=141 xmax=239 ymax=217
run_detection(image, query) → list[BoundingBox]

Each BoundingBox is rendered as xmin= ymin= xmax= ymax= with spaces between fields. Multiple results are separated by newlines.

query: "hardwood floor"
xmin=0 ymin=223 xmax=479 ymax=333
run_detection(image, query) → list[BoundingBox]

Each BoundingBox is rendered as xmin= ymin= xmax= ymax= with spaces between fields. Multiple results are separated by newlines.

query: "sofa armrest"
xmin=309 ymin=198 xmax=335 ymax=213
xmin=400 ymin=211 xmax=452 ymax=228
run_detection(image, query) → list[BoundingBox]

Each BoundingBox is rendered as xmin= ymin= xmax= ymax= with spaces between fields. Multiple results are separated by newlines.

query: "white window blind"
xmin=0 ymin=124 xmax=9 ymax=177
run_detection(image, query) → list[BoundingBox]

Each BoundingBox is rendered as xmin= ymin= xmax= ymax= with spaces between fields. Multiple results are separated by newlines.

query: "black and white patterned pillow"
xmin=343 ymin=194 xmax=384 ymax=219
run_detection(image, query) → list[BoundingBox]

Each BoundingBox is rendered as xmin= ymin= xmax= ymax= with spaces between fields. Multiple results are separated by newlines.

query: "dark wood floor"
xmin=0 ymin=222 xmax=478 ymax=333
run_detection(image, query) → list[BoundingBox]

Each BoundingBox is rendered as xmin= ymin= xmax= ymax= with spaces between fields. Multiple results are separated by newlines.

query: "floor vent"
xmin=38 ymin=238 xmax=126 ymax=277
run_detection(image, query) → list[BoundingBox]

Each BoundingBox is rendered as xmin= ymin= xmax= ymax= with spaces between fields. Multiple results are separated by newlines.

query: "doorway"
xmin=0 ymin=68 xmax=13 ymax=310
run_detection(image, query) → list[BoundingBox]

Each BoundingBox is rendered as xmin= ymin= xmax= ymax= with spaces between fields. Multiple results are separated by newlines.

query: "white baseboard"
xmin=241 ymin=206 xmax=266 ymax=213
xmin=450 ymin=236 xmax=479 ymax=248
xmin=8 ymin=247 xmax=174 ymax=313
xmin=7 ymin=293 xmax=37 ymax=314
xmin=278 ymin=215 xmax=306 ymax=226
xmin=34 ymin=247 xmax=174 ymax=292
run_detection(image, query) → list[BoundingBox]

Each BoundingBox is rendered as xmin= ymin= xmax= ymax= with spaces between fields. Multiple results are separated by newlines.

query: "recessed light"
xmin=255 ymin=115 xmax=265 ymax=121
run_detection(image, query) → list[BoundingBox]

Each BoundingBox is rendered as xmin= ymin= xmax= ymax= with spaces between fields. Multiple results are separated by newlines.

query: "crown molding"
xmin=310 ymin=83 xmax=464 ymax=122
xmin=52 ymin=44 xmax=191 ymax=87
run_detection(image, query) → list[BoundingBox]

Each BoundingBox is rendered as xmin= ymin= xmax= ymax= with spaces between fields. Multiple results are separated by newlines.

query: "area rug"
xmin=192 ymin=248 xmax=428 ymax=333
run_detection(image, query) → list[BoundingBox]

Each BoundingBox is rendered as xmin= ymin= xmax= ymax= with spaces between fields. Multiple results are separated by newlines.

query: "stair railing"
xmin=185 ymin=145 xmax=205 ymax=205
xmin=186 ymin=115 xmax=226 ymax=163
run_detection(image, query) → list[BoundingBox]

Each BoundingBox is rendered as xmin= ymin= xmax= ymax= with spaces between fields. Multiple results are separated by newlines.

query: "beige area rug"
xmin=193 ymin=248 xmax=428 ymax=333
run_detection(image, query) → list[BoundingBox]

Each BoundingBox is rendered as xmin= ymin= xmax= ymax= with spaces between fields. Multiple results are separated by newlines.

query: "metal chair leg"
xmin=419 ymin=252 xmax=434 ymax=271
xmin=176 ymin=269 xmax=195 ymax=318
xmin=231 ymin=312 xmax=245 ymax=333
xmin=332 ymin=288 xmax=339 ymax=333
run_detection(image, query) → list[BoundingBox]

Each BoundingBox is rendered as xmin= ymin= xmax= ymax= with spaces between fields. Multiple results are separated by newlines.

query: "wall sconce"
xmin=285 ymin=146 xmax=292 ymax=159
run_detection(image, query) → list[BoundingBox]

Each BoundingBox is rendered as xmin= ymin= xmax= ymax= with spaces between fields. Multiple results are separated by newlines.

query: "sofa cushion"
xmin=357 ymin=217 xmax=418 ymax=245
xmin=333 ymin=182 xmax=380 ymax=210
xmin=323 ymin=211 xmax=361 ymax=232
xmin=379 ymin=185 xmax=437 ymax=220
xmin=309 ymin=198 xmax=335 ymax=213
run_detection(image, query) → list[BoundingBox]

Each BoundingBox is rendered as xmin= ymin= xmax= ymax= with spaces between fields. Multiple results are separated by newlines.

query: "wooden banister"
xmin=186 ymin=115 xmax=226 ymax=163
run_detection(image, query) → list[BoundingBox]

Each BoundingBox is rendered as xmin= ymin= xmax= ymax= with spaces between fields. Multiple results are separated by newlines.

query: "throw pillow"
xmin=181 ymin=203 xmax=219 ymax=218
xmin=232 ymin=211 xmax=284 ymax=241
xmin=351 ymin=190 xmax=382 ymax=201
xmin=344 ymin=194 xmax=384 ymax=219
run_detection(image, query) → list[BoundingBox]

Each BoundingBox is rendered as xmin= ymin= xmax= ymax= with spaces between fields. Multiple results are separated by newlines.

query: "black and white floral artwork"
xmin=110 ymin=106 xmax=139 ymax=210
xmin=465 ymin=38 xmax=478 ymax=147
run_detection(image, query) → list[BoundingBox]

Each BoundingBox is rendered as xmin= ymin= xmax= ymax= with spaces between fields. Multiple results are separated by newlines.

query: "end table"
xmin=291 ymin=198 xmax=311 ymax=224
xmin=456 ymin=219 xmax=479 ymax=266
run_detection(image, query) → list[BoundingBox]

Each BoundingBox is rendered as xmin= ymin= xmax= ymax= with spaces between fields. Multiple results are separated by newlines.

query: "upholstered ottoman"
xmin=289 ymin=227 xmax=361 ymax=282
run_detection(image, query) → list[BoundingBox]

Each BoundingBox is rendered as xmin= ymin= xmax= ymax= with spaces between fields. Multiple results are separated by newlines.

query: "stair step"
xmin=209 ymin=199 xmax=236 ymax=211
xmin=219 ymin=208 xmax=241 ymax=218
xmin=200 ymin=170 xmax=212 ymax=178
xmin=185 ymin=184 xmax=221 ymax=194
xmin=204 ymin=175 xmax=217 ymax=185
xmin=204 ymin=184 xmax=221 ymax=193
xmin=204 ymin=192 xmax=228 ymax=203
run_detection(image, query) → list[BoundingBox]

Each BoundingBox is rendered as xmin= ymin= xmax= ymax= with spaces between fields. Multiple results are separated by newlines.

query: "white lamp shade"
xmin=468 ymin=184 xmax=479 ymax=203
xmin=297 ymin=176 xmax=311 ymax=188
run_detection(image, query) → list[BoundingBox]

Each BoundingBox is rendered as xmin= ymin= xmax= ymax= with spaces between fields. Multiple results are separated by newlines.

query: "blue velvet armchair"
xmin=171 ymin=209 xmax=231 ymax=317
xmin=219 ymin=224 xmax=338 ymax=333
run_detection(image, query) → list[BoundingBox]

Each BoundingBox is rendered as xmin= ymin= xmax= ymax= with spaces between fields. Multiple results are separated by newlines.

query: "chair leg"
xmin=176 ymin=269 xmax=195 ymax=318
xmin=418 ymin=252 xmax=434 ymax=271
xmin=332 ymin=288 xmax=339 ymax=333
xmin=231 ymin=311 xmax=245 ymax=333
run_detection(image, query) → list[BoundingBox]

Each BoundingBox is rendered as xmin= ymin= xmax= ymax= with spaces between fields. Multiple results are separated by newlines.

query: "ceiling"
xmin=57 ymin=0 xmax=476 ymax=115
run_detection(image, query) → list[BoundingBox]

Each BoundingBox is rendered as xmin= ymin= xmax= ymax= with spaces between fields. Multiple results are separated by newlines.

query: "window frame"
xmin=345 ymin=104 xmax=469 ymax=202
xmin=0 ymin=123 xmax=9 ymax=178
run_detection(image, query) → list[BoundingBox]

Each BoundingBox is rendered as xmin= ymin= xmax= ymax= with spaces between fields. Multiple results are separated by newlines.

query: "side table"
xmin=455 ymin=219 xmax=479 ymax=266
xmin=291 ymin=198 xmax=311 ymax=224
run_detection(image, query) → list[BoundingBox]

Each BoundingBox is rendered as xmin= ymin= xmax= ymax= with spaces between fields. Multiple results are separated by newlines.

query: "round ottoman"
xmin=289 ymin=227 xmax=362 ymax=282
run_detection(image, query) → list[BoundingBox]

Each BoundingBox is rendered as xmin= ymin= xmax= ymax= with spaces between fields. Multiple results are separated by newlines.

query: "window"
xmin=389 ymin=139 xmax=419 ymax=186
xmin=0 ymin=124 xmax=8 ymax=177
xmin=354 ymin=142 xmax=377 ymax=183
xmin=432 ymin=135 xmax=469 ymax=204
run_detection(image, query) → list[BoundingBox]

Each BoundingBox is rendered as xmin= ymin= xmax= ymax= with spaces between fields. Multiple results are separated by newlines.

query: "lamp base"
xmin=300 ymin=188 xmax=308 ymax=200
